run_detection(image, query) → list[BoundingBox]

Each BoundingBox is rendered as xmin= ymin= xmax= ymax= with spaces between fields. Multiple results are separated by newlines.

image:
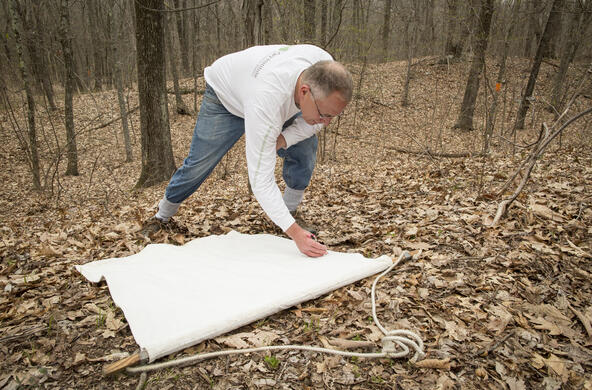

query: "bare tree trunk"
xmin=514 ymin=0 xmax=562 ymax=131
xmin=422 ymin=0 xmax=434 ymax=55
xmin=173 ymin=0 xmax=190 ymax=76
xmin=28 ymin=3 xmax=56 ymax=111
xmin=523 ymin=0 xmax=543 ymax=58
xmin=401 ymin=15 xmax=414 ymax=107
xmin=381 ymin=0 xmax=392 ymax=62
xmin=165 ymin=12 xmax=190 ymax=115
xmin=112 ymin=0 xmax=132 ymax=162
xmin=541 ymin=0 xmax=564 ymax=59
xmin=483 ymin=2 xmax=518 ymax=154
xmin=88 ymin=0 xmax=103 ymax=91
xmin=134 ymin=0 xmax=176 ymax=188
xmin=353 ymin=0 xmax=362 ymax=58
xmin=59 ymin=0 xmax=79 ymax=176
xmin=243 ymin=0 xmax=262 ymax=47
xmin=326 ymin=0 xmax=345 ymax=50
xmin=10 ymin=0 xmax=40 ymax=190
xmin=320 ymin=0 xmax=327 ymax=46
xmin=457 ymin=0 xmax=478 ymax=57
xmin=303 ymin=0 xmax=316 ymax=42
xmin=445 ymin=0 xmax=460 ymax=57
xmin=550 ymin=1 xmax=592 ymax=114
xmin=192 ymin=8 xmax=201 ymax=113
xmin=454 ymin=0 xmax=494 ymax=131
xmin=263 ymin=0 xmax=272 ymax=44
xmin=255 ymin=0 xmax=264 ymax=44
xmin=214 ymin=2 xmax=221 ymax=56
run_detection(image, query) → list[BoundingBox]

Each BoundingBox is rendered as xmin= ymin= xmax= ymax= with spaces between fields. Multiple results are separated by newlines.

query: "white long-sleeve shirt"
xmin=204 ymin=45 xmax=333 ymax=231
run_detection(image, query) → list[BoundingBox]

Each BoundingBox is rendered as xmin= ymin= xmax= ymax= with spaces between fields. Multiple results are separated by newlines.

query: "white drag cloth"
xmin=76 ymin=231 xmax=392 ymax=362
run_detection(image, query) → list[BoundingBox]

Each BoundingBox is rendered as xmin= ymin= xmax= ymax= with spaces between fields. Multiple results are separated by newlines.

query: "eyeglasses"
xmin=308 ymin=88 xmax=337 ymax=120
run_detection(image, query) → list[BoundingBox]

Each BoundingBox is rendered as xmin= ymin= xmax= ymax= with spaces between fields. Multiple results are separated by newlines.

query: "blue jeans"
xmin=165 ymin=84 xmax=317 ymax=204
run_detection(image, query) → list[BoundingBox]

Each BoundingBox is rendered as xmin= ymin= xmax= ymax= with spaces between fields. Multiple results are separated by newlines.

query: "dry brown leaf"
xmin=544 ymin=354 xmax=569 ymax=383
xmin=415 ymin=358 xmax=451 ymax=370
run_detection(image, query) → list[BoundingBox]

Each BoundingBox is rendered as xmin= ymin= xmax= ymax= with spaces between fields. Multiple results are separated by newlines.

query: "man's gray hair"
xmin=301 ymin=60 xmax=353 ymax=102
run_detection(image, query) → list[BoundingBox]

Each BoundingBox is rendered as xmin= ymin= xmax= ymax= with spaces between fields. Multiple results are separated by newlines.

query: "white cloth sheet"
xmin=76 ymin=231 xmax=392 ymax=361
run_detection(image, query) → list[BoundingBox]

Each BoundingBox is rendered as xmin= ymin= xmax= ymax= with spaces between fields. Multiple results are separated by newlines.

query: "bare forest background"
xmin=2 ymin=0 xmax=592 ymax=388
xmin=2 ymin=0 xmax=592 ymax=191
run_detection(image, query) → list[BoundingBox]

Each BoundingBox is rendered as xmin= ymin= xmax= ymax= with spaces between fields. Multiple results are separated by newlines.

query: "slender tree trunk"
xmin=445 ymin=0 xmax=459 ymax=57
xmin=483 ymin=2 xmax=518 ymax=154
xmin=319 ymin=0 xmax=327 ymax=46
xmin=381 ymin=0 xmax=392 ymax=62
xmin=454 ymin=0 xmax=494 ymax=131
xmin=165 ymin=12 xmax=190 ymax=115
xmin=422 ymin=0 xmax=434 ymax=55
xmin=112 ymin=0 xmax=132 ymax=162
xmin=243 ymin=0 xmax=256 ymax=47
xmin=10 ymin=0 xmax=40 ymax=189
xmin=303 ymin=0 xmax=316 ymax=42
xmin=59 ymin=0 xmax=79 ymax=176
xmin=173 ymin=0 xmax=190 ymax=76
xmin=514 ymin=0 xmax=562 ymax=131
xmin=401 ymin=16 xmax=414 ymax=107
xmin=457 ymin=0 xmax=478 ymax=57
xmin=550 ymin=2 xmax=592 ymax=114
xmin=541 ymin=0 xmax=564 ymax=59
xmin=192 ymin=8 xmax=201 ymax=113
xmin=524 ymin=0 xmax=542 ymax=58
xmin=255 ymin=0 xmax=264 ymax=44
xmin=88 ymin=0 xmax=103 ymax=91
xmin=134 ymin=0 xmax=176 ymax=188
xmin=243 ymin=0 xmax=263 ymax=47
xmin=263 ymin=0 xmax=272 ymax=44
xmin=214 ymin=2 xmax=221 ymax=55
xmin=28 ymin=5 xmax=56 ymax=111
xmin=103 ymin=1 xmax=113 ymax=89
xmin=353 ymin=0 xmax=361 ymax=57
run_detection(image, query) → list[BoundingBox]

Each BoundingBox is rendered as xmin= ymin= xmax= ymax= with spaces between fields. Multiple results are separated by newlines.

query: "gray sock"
xmin=283 ymin=187 xmax=304 ymax=212
xmin=155 ymin=197 xmax=181 ymax=222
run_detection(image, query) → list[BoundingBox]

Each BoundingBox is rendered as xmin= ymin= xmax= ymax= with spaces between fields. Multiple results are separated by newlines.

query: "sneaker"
xmin=140 ymin=216 xmax=188 ymax=237
xmin=290 ymin=211 xmax=318 ymax=236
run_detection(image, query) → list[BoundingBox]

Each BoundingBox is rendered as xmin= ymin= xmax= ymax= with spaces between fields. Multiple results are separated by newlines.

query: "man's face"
xmin=300 ymin=85 xmax=347 ymax=126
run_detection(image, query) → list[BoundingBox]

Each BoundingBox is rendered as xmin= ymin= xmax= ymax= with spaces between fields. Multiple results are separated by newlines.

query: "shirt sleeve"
xmin=281 ymin=116 xmax=323 ymax=149
xmin=244 ymin=86 xmax=295 ymax=232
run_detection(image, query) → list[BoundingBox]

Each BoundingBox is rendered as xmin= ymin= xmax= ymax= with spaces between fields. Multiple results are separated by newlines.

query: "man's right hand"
xmin=286 ymin=222 xmax=327 ymax=258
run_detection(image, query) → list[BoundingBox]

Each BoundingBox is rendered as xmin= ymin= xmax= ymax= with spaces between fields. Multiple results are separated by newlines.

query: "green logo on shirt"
xmin=279 ymin=46 xmax=291 ymax=52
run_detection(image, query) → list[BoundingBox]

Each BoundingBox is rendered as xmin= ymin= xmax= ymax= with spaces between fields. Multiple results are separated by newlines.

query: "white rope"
xmin=127 ymin=251 xmax=425 ymax=374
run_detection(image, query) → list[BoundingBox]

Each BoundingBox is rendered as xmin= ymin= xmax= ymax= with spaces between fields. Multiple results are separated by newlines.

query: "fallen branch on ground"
xmin=490 ymin=107 xmax=592 ymax=226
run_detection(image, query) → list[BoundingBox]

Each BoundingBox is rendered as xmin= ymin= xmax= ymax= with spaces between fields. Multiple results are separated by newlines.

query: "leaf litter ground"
xmin=0 ymin=58 xmax=591 ymax=389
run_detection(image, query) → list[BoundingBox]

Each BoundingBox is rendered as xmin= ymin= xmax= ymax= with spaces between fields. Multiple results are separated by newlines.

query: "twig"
xmin=0 ymin=324 xmax=46 ymax=343
xmin=476 ymin=329 xmax=515 ymax=357
xmin=566 ymin=239 xmax=592 ymax=259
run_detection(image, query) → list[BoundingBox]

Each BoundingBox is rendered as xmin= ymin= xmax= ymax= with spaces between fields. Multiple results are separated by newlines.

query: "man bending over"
xmin=149 ymin=45 xmax=353 ymax=258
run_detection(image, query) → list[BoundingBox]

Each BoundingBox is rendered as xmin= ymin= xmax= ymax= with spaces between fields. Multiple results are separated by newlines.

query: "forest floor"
xmin=1 ymin=57 xmax=591 ymax=390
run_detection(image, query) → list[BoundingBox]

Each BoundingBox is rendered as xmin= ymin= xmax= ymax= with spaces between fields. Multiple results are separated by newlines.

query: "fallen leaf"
xmin=415 ymin=358 xmax=451 ymax=370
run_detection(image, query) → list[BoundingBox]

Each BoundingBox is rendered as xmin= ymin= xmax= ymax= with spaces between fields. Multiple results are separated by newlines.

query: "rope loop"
xmin=381 ymin=330 xmax=425 ymax=361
